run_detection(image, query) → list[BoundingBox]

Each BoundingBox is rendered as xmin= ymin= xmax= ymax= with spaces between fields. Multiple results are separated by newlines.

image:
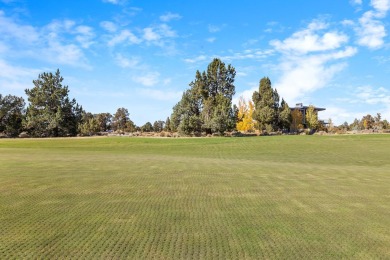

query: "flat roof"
xmin=290 ymin=106 xmax=326 ymax=111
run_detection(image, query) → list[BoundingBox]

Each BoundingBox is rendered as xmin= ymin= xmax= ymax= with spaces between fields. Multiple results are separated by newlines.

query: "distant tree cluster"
xmin=1 ymin=62 xmax=389 ymax=138
xmin=328 ymin=113 xmax=389 ymax=133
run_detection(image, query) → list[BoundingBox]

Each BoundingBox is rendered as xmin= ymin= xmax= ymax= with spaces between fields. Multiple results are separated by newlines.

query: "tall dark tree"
xmin=252 ymin=77 xmax=279 ymax=132
xmin=141 ymin=122 xmax=153 ymax=132
xmin=0 ymin=94 xmax=25 ymax=137
xmin=278 ymin=98 xmax=292 ymax=131
xmin=153 ymin=120 xmax=164 ymax=132
xmin=96 ymin=113 xmax=112 ymax=132
xmin=25 ymin=69 xmax=82 ymax=137
xmin=112 ymin=107 xmax=131 ymax=132
xmin=171 ymin=58 xmax=236 ymax=135
xmin=170 ymin=89 xmax=202 ymax=135
xmin=78 ymin=112 xmax=100 ymax=136
xmin=164 ymin=117 xmax=171 ymax=131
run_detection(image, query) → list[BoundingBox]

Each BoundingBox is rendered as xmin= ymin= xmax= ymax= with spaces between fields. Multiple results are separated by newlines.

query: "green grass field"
xmin=1 ymin=135 xmax=389 ymax=259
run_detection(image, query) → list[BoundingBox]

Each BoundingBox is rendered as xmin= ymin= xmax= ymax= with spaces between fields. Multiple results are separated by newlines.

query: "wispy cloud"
xmin=132 ymin=72 xmax=160 ymax=86
xmin=143 ymin=27 xmax=161 ymax=41
xmin=0 ymin=59 xmax=42 ymax=93
xmin=183 ymin=55 xmax=208 ymax=63
xmin=74 ymin=25 xmax=95 ymax=48
xmin=100 ymin=21 xmax=117 ymax=32
xmin=102 ymin=0 xmax=122 ymax=5
xmin=0 ymin=12 xmax=91 ymax=68
xmin=208 ymin=24 xmax=222 ymax=33
xmin=0 ymin=10 xmax=39 ymax=43
xmin=108 ymin=29 xmax=141 ymax=46
xmin=115 ymin=54 xmax=140 ymax=68
xmin=160 ymin=12 xmax=182 ymax=22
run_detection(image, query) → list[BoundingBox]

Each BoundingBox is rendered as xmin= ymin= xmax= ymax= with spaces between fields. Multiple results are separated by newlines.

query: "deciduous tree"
xmin=290 ymin=109 xmax=303 ymax=132
xmin=236 ymin=97 xmax=255 ymax=132
xmin=305 ymin=105 xmax=319 ymax=131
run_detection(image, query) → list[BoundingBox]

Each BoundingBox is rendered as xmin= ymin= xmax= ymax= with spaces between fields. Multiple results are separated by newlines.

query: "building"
xmin=290 ymin=103 xmax=326 ymax=128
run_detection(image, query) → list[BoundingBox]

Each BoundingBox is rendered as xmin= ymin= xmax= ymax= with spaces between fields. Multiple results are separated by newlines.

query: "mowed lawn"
xmin=0 ymin=135 xmax=389 ymax=259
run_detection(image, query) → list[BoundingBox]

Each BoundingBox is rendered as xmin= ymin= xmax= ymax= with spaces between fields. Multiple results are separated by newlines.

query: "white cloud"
xmin=45 ymin=40 xmax=90 ymax=69
xmin=321 ymin=106 xmax=357 ymax=125
xmin=0 ymin=59 xmax=42 ymax=93
xmin=219 ymin=49 xmax=274 ymax=61
xmin=270 ymin=21 xmax=349 ymax=54
xmin=0 ymin=12 xmax=92 ymax=68
xmin=264 ymin=20 xmax=359 ymax=104
xmin=102 ymin=0 xmax=120 ymax=4
xmin=132 ymin=72 xmax=160 ymax=86
xmin=115 ymin=54 xmax=140 ymax=68
xmin=356 ymin=11 xmax=387 ymax=48
xmin=354 ymin=85 xmax=390 ymax=104
xmin=108 ymin=29 xmax=141 ymax=46
xmin=0 ymin=10 xmax=39 ymax=43
xmin=74 ymin=25 xmax=95 ymax=48
xmin=371 ymin=0 xmax=390 ymax=14
xmin=233 ymin=85 xmax=257 ymax=107
xmin=274 ymin=47 xmax=357 ymax=103
xmin=355 ymin=0 xmax=390 ymax=49
xmin=143 ymin=27 xmax=160 ymax=41
xmin=351 ymin=0 xmax=363 ymax=5
xmin=160 ymin=12 xmax=182 ymax=22
xmin=158 ymin=24 xmax=176 ymax=38
xmin=184 ymin=55 xmax=208 ymax=63
xmin=100 ymin=21 xmax=117 ymax=32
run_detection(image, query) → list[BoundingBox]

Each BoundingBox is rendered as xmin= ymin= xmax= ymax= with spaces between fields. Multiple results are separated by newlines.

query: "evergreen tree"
xmin=112 ymin=107 xmax=131 ymax=132
xmin=153 ymin=120 xmax=164 ymax=132
xmin=170 ymin=58 xmax=236 ymax=135
xmin=25 ymin=69 xmax=82 ymax=137
xmin=96 ymin=113 xmax=112 ymax=132
xmin=278 ymin=99 xmax=292 ymax=131
xmin=141 ymin=122 xmax=153 ymax=132
xmin=0 ymin=94 xmax=25 ymax=137
xmin=252 ymin=77 xmax=279 ymax=132
xmin=164 ymin=117 xmax=171 ymax=131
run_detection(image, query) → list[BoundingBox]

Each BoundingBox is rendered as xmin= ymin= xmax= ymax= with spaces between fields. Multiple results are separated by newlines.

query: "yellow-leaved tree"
xmin=236 ymin=96 xmax=255 ymax=132
xmin=290 ymin=109 xmax=303 ymax=132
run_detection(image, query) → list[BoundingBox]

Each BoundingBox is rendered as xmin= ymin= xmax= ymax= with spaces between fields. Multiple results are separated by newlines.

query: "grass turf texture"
xmin=0 ymin=135 xmax=389 ymax=259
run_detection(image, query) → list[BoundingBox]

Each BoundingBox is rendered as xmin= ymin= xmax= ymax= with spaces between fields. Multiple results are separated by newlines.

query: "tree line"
xmin=1 ymin=59 xmax=388 ymax=138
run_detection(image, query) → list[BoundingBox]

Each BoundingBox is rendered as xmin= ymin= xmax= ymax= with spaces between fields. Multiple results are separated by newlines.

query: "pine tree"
xmin=170 ymin=58 xmax=236 ymax=135
xmin=25 ymin=69 xmax=82 ymax=137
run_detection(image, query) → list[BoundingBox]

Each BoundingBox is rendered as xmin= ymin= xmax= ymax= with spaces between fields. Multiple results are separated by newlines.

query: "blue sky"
xmin=1 ymin=0 xmax=390 ymax=125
